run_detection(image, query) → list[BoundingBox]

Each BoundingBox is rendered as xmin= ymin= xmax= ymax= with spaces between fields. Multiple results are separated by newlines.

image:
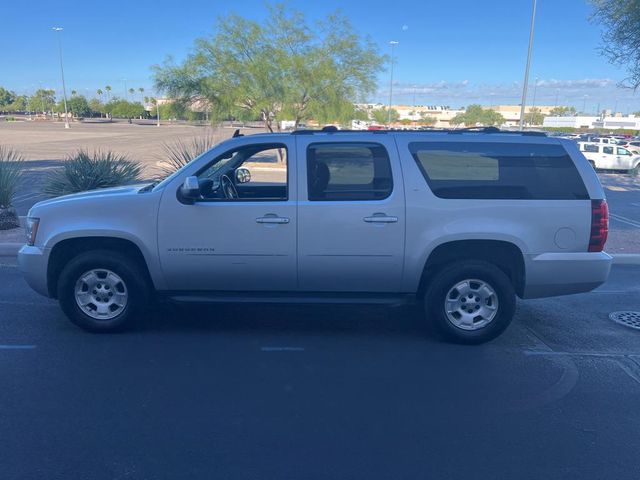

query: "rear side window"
xmin=307 ymin=142 xmax=393 ymax=201
xmin=583 ymin=144 xmax=599 ymax=153
xmin=603 ymin=146 xmax=614 ymax=155
xmin=409 ymin=141 xmax=589 ymax=200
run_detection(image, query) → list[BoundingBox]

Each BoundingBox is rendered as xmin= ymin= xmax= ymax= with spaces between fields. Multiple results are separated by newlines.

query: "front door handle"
xmin=363 ymin=213 xmax=398 ymax=224
xmin=256 ymin=214 xmax=290 ymax=224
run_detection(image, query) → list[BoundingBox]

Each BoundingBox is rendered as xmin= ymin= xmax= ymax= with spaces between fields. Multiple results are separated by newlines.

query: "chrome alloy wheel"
xmin=444 ymin=279 xmax=499 ymax=331
xmin=74 ymin=269 xmax=128 ymax=320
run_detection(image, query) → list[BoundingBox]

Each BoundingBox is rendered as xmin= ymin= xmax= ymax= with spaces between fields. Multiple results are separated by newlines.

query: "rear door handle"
xmin=363 ymin=214 xmax=398 ymax=224
xmin=256 ymin=215 xmax=290 ymax=224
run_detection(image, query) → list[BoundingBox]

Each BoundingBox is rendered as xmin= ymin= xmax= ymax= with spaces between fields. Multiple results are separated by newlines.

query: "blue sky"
xmin=2 ymin=0 xmax=639 ymax=112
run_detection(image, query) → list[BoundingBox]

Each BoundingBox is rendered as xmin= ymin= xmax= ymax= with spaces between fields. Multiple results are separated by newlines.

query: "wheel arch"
xmin=417 ymin=239 xmax=526 ymax=298
xmin=47 ymin=236 xmax=154 ymax=299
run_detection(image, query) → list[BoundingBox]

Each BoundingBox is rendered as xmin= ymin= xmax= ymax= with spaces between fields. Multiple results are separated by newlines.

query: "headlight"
xmin=25 ymin=217 xmax=40 ymax=246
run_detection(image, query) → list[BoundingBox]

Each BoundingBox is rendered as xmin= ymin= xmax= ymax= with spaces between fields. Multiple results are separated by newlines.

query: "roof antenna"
xmin=232 ymin=129 xmax=243 ymax=138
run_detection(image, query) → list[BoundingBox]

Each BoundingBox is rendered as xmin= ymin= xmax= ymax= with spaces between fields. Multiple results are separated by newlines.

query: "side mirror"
xmin=235 ymin=167 xmax=251 ymax=184
xmin=179 ymin=176 xmax=201 ymax=204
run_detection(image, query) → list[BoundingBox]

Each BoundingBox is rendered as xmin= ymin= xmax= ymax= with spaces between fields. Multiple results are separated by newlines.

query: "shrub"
xmin=0 ymin=145 xmax=24 ymax=229
xmin=159 ymin=134 xmax=216 ymax=176
xmin=43 ymin=150 xmax=142 ymax=197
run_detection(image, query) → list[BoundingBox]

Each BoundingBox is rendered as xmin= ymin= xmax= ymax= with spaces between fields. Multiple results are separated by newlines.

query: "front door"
xmin=296 ymin=136 xmax=405 ymax=292
xmin=157 ymin=140 xmax=296 ymax=291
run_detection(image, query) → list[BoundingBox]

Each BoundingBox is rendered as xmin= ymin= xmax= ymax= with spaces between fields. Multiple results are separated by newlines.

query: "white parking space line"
xmin=261 ymin=346 xmax=305 ymax=352
xmin=0 ymin=345 xmax=36 ymax=350
xmin=610 ymin=213 xmax=640 ymax=228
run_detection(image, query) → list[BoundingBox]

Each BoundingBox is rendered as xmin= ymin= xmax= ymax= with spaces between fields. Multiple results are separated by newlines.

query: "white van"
xmin=578 ymin=142 xmax=640 ymax=171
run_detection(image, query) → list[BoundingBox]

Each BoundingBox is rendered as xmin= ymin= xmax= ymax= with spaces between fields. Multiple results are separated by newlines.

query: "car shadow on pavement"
xmin=132 ymin=302 xmax=432 ymax=340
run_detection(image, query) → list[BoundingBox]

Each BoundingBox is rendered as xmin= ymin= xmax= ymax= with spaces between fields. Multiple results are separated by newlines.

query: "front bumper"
xmin=522 ymin=251 xmax=613 ymax=299
xmin=18 ymin=245 xmax=51 ymax=298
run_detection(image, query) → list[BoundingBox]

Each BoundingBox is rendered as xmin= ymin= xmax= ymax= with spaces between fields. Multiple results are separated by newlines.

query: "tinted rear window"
xmin=409 ymin=142 xmax=589 ymax=200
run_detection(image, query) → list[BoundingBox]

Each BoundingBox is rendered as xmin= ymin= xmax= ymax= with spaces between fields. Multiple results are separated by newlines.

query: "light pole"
xmin=156 ymin=98 xmax=160 ymax=127
xmin=531 ymin=77 xmax=539 ymax=109
xmin=518 ymin=0 xmax=537 ymax=131
xmin=52 ymin=27 xmax=70 ymax=129
xmin=554 ymin=89 xmax=560 ymax=107
xmin=582 ymin=94 xmax=588 ymax=114
xmin=388 ymin=41 xmax=399 ymax=125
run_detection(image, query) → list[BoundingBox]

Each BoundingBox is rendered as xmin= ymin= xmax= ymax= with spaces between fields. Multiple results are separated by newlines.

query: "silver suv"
xmin=18 ymin=127 xmax=612 ymax=343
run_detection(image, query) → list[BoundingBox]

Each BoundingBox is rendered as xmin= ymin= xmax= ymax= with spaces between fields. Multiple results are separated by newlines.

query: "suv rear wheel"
xmin=425 ymin=261 xmax=516 ymax=344
xmin=57 ymin=250 xmax=148 ymax=332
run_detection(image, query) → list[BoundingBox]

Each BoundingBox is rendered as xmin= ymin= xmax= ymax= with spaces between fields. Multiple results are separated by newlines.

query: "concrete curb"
xmin=611 ymin=254 xmax=640 ymax=265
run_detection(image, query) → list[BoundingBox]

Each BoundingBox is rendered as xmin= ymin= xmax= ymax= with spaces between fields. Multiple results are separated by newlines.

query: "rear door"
xmin=296 ymin=134 xmax=406 ymax=292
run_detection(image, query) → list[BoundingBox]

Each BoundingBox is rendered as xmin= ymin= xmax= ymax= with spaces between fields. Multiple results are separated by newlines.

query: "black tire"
xmin=424 ymin=261 xmax=516 ymax=344
xmin=57 ymin=249 xmax=149 ymax=332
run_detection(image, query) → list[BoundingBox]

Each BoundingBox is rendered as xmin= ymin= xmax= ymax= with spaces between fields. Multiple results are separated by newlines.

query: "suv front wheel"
xmin=425 ymin=261 xmax=516 ymax=344
xmin=57 ymin=250 xmax=148 ymax=332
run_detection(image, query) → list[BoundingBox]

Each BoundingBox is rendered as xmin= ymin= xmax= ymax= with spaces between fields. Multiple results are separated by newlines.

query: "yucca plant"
xmin=0 ymin=146 xmax=24 ymax=230
xmin=43 ymin=149 xmax=143 ymax=197
xmin=159 ymin=134 xmax=217 ymax=177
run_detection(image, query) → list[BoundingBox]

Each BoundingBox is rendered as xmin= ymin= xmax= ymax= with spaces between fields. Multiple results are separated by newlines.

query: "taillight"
xmin=588 ymin=199 xmax=608 ymax=252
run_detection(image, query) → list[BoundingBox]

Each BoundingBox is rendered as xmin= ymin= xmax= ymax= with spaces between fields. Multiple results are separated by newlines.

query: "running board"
xmin=163 ymin=292 xmax=416 ymax=307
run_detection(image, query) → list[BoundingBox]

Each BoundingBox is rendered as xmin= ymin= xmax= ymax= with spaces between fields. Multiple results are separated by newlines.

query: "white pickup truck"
xmin=19 ymin=127 xmax=612 ymax=343
xmin=578 ymin=142 xmax=640 ymax=172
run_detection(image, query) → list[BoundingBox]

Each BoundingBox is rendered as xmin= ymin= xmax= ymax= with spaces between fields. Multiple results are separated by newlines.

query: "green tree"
xmin=525 ymin=107 xmax=545 ymax=126
xmin=157 ymin=101 xmax=187 ymax=120
xmin=371 ymin=107 xmax=399 ymax=124
xmin=419 ymin=112 xmax=437 ymax=126
xmin=104 ymin=99 xmax=145 ymax=118
xmin=590 ymin=0 xmax=640 ymax=89
xmin=153 ymin=4 xmax=384 ymax=131
xmin=138 ymin=87 xmax=145 ymax=104
xmin=8 ymin=95 xmax=28 ymax=112
xmin=89 ymin=98 xmax=103 ymax=117
xmin=450 ymin=104 xmax=504 ymax=127
xmin=28 ymin=89 xmax=56 ymax=113
xmin=0 ymin=87 xmax=17 ymax=112
xmin=68 ymin=95 xmax=91 ymax=117
xmin=105 ymin=85 xmax=112 ymax=101
xmin=549 ymin=106 xmax=577 ymax=117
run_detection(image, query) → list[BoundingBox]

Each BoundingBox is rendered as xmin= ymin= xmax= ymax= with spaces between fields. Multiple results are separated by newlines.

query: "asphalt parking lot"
xmin=1 ymin=256 xmax=639 ymax=480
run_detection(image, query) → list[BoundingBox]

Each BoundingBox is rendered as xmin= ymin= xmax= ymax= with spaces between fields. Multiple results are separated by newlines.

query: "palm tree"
xmin=71 ymin=90 xmax=77 ymax=96
xmin=138 ymin=87 xmax=144 ymax=105
xmin=105 ymin=85 xmax=112 ymax=102
xmin=128 ymin=88 xmax=135 ymax=99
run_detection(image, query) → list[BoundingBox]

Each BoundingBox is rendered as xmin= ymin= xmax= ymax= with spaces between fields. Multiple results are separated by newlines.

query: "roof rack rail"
xmin=290 ymin=126 xmax=547 ymax=136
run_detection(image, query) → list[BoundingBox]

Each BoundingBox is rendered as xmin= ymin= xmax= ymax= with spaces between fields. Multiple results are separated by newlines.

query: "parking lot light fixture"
xmin=52 ymin=27 xmax=70 ymax=129
xmin=518 ymin=0 xmax=537 ymax=131
xmin=388 ymin=41 xmax=399 ymax=126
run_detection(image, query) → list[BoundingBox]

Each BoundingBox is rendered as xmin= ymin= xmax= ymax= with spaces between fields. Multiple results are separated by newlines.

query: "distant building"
xmin=593 ymin=115 xmax=640 ymax=130
xmin=543 ymin=116 xmax=599 ymax=129
xmin=543 ymin=115 xmax=640 ymax=130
